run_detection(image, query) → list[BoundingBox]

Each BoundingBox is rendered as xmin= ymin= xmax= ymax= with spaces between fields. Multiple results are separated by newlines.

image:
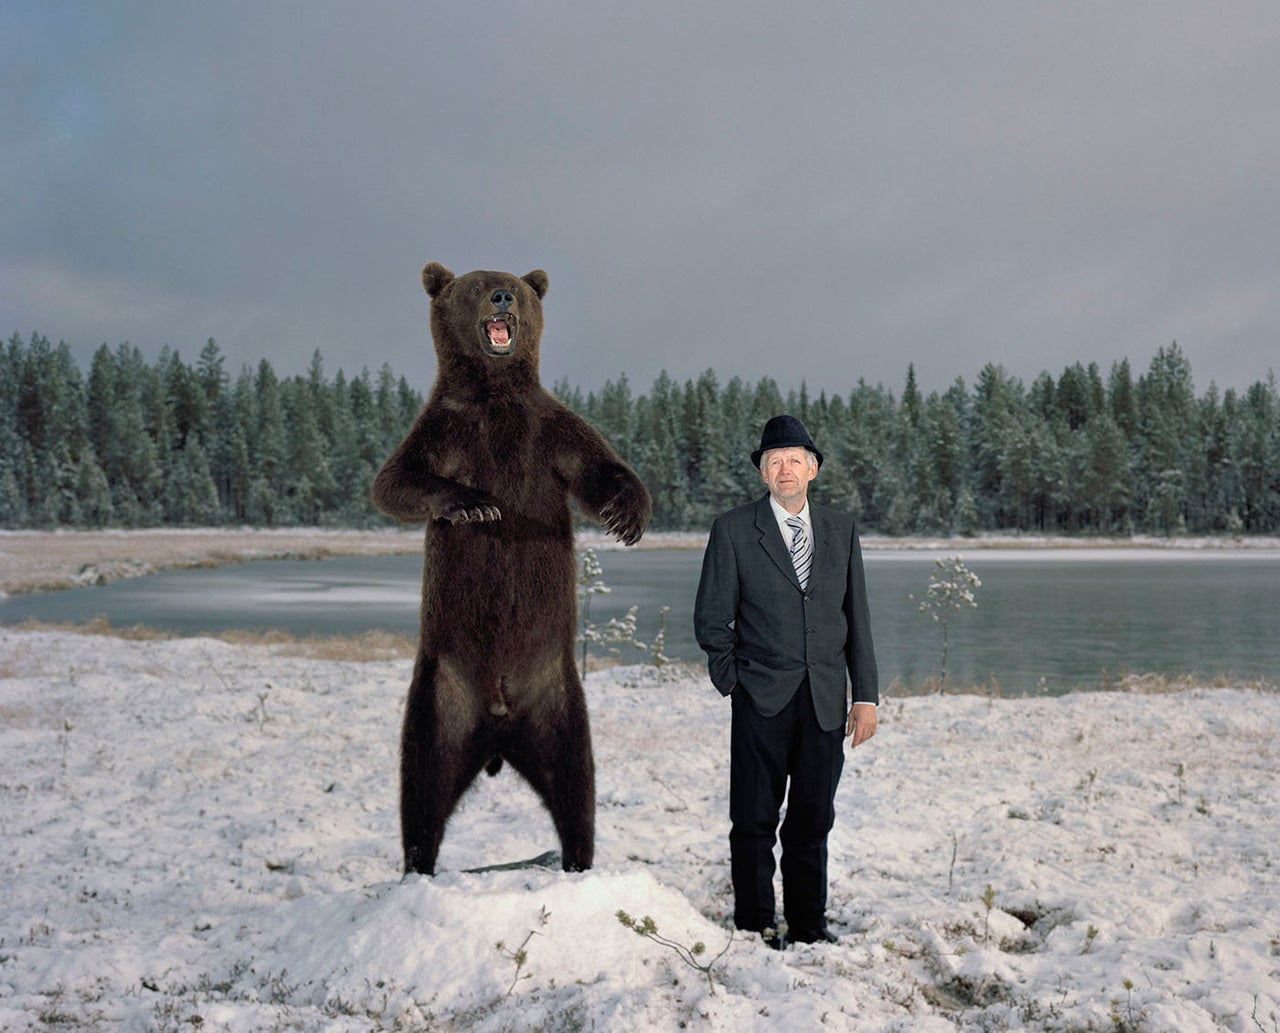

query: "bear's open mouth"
xmin=482 ymin=315 xmax=516 ymax=355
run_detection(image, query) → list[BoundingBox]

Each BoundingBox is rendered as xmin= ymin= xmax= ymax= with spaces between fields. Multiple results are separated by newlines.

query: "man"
xmin=694 ymin=414 xmax=878 ymax=949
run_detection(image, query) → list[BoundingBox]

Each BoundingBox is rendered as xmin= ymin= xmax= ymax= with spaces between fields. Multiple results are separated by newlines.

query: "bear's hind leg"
xmin=505 ymin=664 xmax=596 ymax=872
xmin=400 ymin=660 xmax=487 ymax=875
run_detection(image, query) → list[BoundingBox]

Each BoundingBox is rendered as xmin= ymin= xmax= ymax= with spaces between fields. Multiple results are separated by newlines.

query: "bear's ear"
xmin=522 ymin=269 xmax=549 ymax=299
xmin=422 ymin=262 xmax=455 ymax=298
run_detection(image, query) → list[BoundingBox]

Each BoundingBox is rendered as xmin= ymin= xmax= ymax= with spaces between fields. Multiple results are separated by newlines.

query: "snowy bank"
xmin=1 ymin=628 xmax=1277 ymax=1031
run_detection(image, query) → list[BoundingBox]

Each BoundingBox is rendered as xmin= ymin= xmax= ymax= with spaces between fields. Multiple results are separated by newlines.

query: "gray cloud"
xmin=4 ymin=1 xmax=1277 ymax=398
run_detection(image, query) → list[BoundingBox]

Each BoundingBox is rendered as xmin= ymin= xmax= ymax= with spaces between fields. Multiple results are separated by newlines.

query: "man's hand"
xmin=846 ymin=702 xmax=877 ymax=748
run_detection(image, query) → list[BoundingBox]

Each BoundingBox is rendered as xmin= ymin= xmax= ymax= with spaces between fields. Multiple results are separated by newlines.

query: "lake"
xmin=3 ymin=546 xmax=1277 ymax=695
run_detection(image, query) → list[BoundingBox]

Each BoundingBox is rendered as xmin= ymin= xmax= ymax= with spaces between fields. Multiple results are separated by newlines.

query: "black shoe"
xmin=737 ymin=924 xmax=786 ymax=950
xmin=789 ymin=926 xmax=838 ymax=944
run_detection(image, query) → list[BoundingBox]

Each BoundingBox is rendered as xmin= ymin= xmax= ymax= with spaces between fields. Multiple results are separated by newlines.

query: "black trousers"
xmin=729 ymin=676 xmax=844 ymax=935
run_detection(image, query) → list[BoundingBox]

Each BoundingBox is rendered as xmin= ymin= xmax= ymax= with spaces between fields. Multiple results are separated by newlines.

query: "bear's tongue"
xmin=486 ymin=319 xmax=510 ymax=347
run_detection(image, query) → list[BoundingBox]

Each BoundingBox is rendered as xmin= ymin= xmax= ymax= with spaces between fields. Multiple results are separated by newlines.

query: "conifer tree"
xmin=3 ymin=330 xmax=1278 ymax=534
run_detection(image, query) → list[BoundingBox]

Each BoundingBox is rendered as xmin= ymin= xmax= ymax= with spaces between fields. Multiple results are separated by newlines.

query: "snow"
xmin=2 ymin=626 xmax=1278 ymax=1032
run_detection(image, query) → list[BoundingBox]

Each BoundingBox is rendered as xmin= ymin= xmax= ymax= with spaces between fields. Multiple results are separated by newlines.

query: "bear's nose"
xmin=490 ymin=289 xmax=515 ymax=311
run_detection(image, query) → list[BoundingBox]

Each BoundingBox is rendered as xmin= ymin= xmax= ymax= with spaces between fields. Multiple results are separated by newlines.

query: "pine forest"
xmin=2 ymin=332 xmax=1278 ymax=536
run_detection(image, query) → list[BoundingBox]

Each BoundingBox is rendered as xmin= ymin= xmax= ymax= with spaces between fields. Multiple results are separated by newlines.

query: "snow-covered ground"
xmin=1 ymin=627 xmax=1277 ymax=1032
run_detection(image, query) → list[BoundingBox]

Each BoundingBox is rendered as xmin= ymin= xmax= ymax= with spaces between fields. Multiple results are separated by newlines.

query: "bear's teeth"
xmin=486 ymin=320 xmax=510 ymax=346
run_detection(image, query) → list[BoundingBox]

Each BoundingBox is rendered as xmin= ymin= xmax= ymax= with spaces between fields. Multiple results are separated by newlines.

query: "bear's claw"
xmin=445 ymin=504 xmax=501 ymax=524
xmin=601 ymin=501 xmax=645 ymax=546
xmin=437 ymin=490 xmax=503 ymax=524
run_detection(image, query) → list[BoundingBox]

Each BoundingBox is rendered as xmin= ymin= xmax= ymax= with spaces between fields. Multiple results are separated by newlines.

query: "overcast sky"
xmin=4 ymin=2 xmax=1278 ymax=400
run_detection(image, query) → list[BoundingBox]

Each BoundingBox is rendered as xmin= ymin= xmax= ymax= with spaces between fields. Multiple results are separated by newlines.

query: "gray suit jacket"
xmin=693 ymin=494 xmax=878 ymax=732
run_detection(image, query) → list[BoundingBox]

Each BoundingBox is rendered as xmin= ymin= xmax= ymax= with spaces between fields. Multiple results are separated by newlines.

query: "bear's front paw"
xmin=435 ymin=487 xmax=502 ymax=525
xmin=441 ymin=503 xmax=502 ymax=525
xmin=599 ymin=481 xmax=650 ymax=546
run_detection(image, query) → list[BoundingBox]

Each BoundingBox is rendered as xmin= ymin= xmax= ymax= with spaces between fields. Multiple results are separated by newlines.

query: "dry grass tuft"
xmin=9 ymin=616 xmax=176 ymax=641
xmin=228 ymin=628 xmax=418 ymax=661
xmin=1104 ymin=670 xmax=1277 ymax=695
xmin=901 ymin=673 xmax=1007 ymax=698
xmin=4 ymin=617 xmax=417 ymax=662
xmin=888 ymin=670 xmax=1277 ymax=698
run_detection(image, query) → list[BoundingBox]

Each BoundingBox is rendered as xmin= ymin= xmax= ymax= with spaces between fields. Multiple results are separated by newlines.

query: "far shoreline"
xmin=2 ymin=526 xmax=1280 ymax=598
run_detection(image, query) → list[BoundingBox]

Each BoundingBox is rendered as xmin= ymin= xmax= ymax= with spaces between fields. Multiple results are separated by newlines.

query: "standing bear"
xmin=373 ymin=261 xmax=651 ymax=875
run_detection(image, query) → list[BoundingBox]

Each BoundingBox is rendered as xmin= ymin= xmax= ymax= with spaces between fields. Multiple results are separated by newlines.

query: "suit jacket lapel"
xmin=754 ymin=495 xmax=802 ymax=589
xmin=807 ymin=505 xmax=830 ymax=591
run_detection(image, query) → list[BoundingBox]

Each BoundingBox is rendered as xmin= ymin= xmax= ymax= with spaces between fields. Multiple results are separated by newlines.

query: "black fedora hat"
xmin=751 ymin=414 xmax=823 ymax=468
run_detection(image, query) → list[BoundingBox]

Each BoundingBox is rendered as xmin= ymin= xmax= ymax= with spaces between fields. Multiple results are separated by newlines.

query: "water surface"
xmin=4 ymin=547 xmax=1276 ymax=695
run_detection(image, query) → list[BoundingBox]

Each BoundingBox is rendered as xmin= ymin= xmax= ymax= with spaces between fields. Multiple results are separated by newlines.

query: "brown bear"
xmin=372 ymin=261 xmax=651 ymax=875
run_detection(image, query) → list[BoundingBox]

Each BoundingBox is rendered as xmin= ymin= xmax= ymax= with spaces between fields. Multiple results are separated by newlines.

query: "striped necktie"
xmin=786 ymin=515 xmax=811 ymax=589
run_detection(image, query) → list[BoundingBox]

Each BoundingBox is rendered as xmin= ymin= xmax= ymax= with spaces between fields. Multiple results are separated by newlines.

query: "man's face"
xmin=761 ymin=446 xmax=818 ymax=511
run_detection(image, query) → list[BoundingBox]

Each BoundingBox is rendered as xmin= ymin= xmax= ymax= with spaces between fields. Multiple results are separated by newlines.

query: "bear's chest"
xmin=438 ymin=401 xmax=559 ymax=505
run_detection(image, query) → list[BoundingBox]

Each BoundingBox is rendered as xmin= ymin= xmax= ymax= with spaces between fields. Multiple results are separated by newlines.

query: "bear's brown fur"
xmin=372 ymin=261 xmax=651 ymax=875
